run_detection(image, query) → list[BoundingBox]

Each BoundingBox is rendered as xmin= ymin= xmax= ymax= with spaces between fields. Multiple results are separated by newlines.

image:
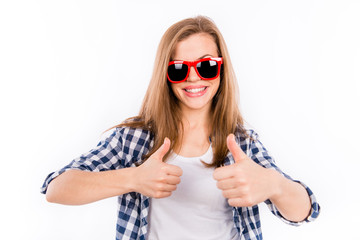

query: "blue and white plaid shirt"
xmin=41 ymin=127 xmax=320 ymax=240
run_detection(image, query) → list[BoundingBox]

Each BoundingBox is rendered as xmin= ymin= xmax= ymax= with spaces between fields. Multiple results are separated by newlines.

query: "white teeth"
xmin=185 ymin=87 xmax=206 ymax=93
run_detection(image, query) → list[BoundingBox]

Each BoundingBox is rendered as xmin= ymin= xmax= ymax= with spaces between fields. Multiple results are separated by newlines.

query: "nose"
xmin=187 ymin=66 xmax=200 ymax=82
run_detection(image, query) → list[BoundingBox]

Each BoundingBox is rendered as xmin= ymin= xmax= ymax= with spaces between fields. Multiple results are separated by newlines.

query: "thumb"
xmin=227 ymin=134 xmax=247 ymax=163
xmin=151 ymin=137 xmax=171 ymax=161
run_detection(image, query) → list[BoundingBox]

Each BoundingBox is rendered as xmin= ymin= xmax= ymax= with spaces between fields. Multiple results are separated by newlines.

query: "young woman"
xmin=41 ymin=16 xmax=320 ymax=240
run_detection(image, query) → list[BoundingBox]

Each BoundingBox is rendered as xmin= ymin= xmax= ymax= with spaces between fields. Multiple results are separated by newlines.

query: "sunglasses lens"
xmin=197 ymin=60 xmax=219 ymax=79
xmin=168 ymin=63 xmax=188 ymax=82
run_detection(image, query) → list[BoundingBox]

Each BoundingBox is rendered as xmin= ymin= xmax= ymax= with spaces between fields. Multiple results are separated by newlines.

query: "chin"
xmin=180 ymin=100 xmax=212 ymax=111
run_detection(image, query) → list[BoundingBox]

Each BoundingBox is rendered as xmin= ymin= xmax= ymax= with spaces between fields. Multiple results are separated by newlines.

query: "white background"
xmin=1 ymin=0 xmax=359 ymax=239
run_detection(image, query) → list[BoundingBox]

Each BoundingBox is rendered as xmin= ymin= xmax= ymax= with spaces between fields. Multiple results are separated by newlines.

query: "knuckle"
xmin=154 ymin=191 xmax=163 ymax=199
xmin=157 ymin=175 xmax=166 ymax=183
xmin=212 ymin=171 xmax=218 ymax=179
xmin=234 ymin=164 xmax=241 ymax=172
xmin=222 ymin=191 xmax=228 ymax=198
xmin=235 ymin=177 xmax=245 ymax=186
xmin=160 ymin=164 xmax=167 ymax=172
xmin=175 ymin=177 xmax=181 ymax=184
xmin=243 ymin=196 xmax=254 ymax=206
xmin=155 ymin=183 xmax=164 ymax=190
xmin=241 ymin=186 xmax=250 ymax=195
xmin=228 ymin=198 xmax=236 ymax=207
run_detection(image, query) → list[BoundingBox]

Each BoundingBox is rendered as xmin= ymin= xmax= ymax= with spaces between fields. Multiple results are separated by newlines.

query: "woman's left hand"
xmin=213 ymin=134 xmax=281 ymax=207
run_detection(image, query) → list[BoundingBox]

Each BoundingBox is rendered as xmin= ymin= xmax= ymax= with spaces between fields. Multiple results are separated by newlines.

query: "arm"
xmin=214 ymin=134 xmax=317 ymax=223
xmin=46 ymin=168 xmax=136 ymax=205
xmin=267 ymin=169 xmax=311 ymax=222
xmin=45 ymin=138 xmax=182 ymax=205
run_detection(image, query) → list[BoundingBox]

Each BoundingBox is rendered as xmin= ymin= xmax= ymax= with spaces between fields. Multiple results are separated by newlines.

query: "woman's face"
xmin=170 ymin=33 xmax=220 ymax=113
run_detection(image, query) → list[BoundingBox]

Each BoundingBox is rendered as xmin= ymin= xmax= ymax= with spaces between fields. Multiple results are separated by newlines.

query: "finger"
xmin=156 ymin=183 xmax=178 ymax=192
xmin=227 ymin=198 xmax=244 ymax=207
xmin=228 ymin=197 xmax=254 ymax=207
xmin=213 ymin=165 xmax=235 ymax=181
xmin=152 ymin=138 xmax=171 ymax=161
xmin=227 ymin=134 xmax=247 ymax=163
xmin=222 ymin=188 xmax=242 ymax=199
xmin=216 ymin=177 xmax=236 ymax=190
xmin=164 ymin=164 xmax=183 ymax=177
xmin=165 ymin=175 xmax=181 ymax=185
xmin=153 ymin=191 xmax=172 ymax=199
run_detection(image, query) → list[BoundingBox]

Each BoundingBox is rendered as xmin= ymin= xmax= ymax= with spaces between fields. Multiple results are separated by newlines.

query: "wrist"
xmin=115 ymin=167 xmax=137 ymax=193
xmin=268 ymin=169 xmax=285 ymax=202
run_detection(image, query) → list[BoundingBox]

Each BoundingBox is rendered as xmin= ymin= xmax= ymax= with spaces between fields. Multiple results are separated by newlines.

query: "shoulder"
xmin=232 ymin=126 xmax=276 ymax=168
xmin=115 ymin=126 xmax=153 ymax=139
xmin=233 ymin=125 xmax=259 ymax=143
xmin=233 ymin=126 xmax=265 ymax=155
xmin=112 ymin=126 xmax=154 ymax=156
xmin=112 ymin=126 xmax=154 ymax=145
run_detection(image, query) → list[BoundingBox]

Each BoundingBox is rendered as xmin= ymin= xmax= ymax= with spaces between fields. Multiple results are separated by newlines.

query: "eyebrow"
xmin=197 ymin=54 xmax=214 ymax=59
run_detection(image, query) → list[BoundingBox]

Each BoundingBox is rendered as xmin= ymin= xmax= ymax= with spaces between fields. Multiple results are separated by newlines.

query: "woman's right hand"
xmin=133 ymin=138 xmax=183 ymax=198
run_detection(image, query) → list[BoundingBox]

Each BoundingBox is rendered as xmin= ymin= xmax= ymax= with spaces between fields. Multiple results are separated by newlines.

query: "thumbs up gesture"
xmin=213 ymin=134 xmax=280 ymax=207
xmin=134 ymin=138 xmax=183 ymax=198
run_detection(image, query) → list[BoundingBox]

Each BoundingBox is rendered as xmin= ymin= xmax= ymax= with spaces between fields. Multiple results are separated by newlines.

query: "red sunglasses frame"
xmin=167 ymin=57 xmax=223 ymax=83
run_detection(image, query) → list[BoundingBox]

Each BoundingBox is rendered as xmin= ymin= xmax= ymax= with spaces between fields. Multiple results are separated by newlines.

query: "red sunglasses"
xmin=167 ymin=57 xmax=223 ymax=83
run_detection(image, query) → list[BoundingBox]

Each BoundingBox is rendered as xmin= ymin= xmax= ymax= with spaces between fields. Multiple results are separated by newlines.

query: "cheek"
xmin=212 ymin=79 xmax=221 ymax=94
xmin=170 ymin=84 xmax=182 ymax=99
xmin=171 ymin=84 xmax=182 ymax=94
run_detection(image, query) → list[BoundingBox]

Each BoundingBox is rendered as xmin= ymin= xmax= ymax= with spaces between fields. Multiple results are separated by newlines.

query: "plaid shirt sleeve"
xmin=245 ymin=129 xmax=320 ymax=225
xmin=40 ymin=127 xmax=154 ymax=239
xmin=40 ymin=128 xmax=128 ymax=194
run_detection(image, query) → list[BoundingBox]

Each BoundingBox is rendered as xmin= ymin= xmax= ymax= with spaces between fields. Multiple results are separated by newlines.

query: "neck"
xmin=180 ymin=105 xmax=212 ymax=130
xmin=174 ymin=105 xmax=213 ymax=157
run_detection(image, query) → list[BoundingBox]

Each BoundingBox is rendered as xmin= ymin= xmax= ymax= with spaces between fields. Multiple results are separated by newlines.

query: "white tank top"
xmin=147 ymin=145 xmax=239 ymax=240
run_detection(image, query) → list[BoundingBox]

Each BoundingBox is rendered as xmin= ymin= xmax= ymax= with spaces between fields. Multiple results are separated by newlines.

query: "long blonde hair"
xmin=114 ymin=16 xmax=246 ymax=167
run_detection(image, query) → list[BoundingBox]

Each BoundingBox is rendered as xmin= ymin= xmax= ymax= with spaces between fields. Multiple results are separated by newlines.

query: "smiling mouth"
xmin=184 ymin=87 xmax=207 ymax=93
